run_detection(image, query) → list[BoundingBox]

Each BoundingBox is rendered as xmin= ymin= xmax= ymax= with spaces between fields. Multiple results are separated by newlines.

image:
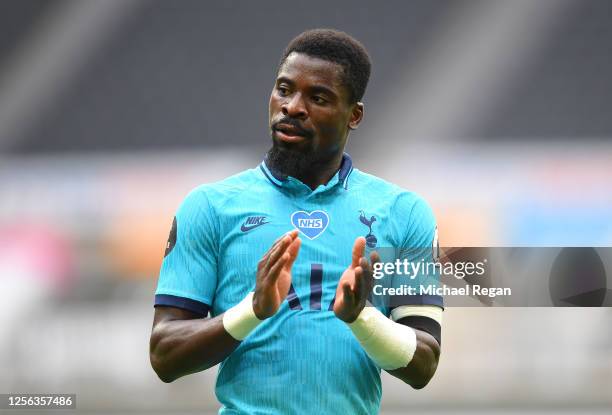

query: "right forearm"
xmin=150 ymin=231 xmax=300 ymax=383
xmin=150 ymin=314 xmax=239 ymax=382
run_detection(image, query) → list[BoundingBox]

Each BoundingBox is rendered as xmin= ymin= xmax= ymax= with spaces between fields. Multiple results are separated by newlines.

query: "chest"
xmin=210 ymin=192 xmax=399 ymax=314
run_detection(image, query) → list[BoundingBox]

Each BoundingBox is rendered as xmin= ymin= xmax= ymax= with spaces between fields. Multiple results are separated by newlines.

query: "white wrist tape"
xmin=222 ymin=292 xmax=262 ymax=341
xmin=348 ymin=306 xmax=417 ymax=370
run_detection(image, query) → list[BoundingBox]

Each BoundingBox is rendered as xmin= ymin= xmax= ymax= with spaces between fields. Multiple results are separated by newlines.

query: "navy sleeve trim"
xmin=154 ymin=294 xmax=210 ymax=317
xmin=389 ymin=294 xmax=444 ymax=309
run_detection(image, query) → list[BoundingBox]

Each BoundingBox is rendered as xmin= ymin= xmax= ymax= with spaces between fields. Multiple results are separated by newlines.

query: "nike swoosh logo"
xmin=240 ymin=221 xmax=269 ymax=232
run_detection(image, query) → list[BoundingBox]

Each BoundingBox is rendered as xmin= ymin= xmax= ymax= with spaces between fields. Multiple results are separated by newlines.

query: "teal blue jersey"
xmin=155 ymin=154 xmax=441 ymax=414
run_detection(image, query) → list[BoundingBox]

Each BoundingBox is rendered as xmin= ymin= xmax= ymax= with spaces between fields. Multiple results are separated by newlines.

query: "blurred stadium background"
xmin=1 ymin=0 xmax=611 ymax=413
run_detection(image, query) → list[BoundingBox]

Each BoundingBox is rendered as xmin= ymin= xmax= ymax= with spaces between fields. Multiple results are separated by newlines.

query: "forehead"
xmin=277 ymin=52 xmax=346 ymax=93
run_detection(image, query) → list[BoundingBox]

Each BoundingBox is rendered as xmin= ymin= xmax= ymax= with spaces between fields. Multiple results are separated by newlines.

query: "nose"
xmin=281 ymin=93 xmax=307 ymax=119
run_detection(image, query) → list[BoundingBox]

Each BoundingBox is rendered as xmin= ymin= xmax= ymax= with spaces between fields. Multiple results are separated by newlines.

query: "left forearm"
xmin=334 ymin=238 xmax=442 ymax=389
xmin=347 ymin=307 xmax=441 ymax=389
xmin=386 ymin=329 xmax=440 ymax=389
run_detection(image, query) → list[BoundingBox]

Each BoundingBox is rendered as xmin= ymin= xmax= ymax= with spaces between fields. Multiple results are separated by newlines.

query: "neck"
xmin=298 ymin=152 xmax=344 ymax=190
xmin=266 ymin=147 xmax=345 ymax=190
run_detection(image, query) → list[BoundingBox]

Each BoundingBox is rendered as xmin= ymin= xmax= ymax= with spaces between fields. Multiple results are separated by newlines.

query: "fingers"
xmin=268 ymin=252 xmax=289 ymax=279
xmin=264 ymin=232 xmax=300 ymax=283
xmin=284 ymin=237 xmax=301 ymax=270
xmin=268 ymin=230 xmax=298 ymax=255
xmin=360 ymin=257 xmax=375 ymax=297
xmin=354 ymin=254 xmax=378 ymax=301
xmin=367 ymin=251 xmax=380 ymax=293
xmin=262 ymin=231 xmax=299 ymax=269
xmin=265 ymin=234 xmax=292 ymax=270
xmin=353 ymin=265 xmax=364 ymax=298
xmin=351 ymin=237 xmax=366 ymax=268
xmin=350 ymin=239 xmax=377 ymax=295
xmin=369 ymin=250 xmax=381 ymax=265
xmin=341 ymin=280 xmax=354 ymax=305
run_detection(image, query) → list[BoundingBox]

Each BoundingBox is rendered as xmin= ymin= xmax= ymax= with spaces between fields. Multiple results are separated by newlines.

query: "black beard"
xmin=265 ymin=144 xmax=319 ymax=179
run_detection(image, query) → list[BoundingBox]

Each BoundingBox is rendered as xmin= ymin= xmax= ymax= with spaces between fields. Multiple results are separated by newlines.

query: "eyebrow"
xmin=276 ymin=77 xmax=338 ymax=99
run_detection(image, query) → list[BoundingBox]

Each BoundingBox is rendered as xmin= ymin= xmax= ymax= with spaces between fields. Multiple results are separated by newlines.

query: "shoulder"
xmin=349 ymin=169 xmax=434 ymax=218
xmin=180 ymin=168 xmax=260 ymax=212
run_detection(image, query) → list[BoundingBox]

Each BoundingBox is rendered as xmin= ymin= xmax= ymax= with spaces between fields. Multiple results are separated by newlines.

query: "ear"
xmin=348 ymin=102 xmax=364 ymax=130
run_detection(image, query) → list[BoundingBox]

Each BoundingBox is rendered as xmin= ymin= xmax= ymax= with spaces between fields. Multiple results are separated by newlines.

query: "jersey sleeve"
xmin=391 ymin=194 xmax=443 ymax=310
xmin=154 ymin=187 xmax=218 ymax=316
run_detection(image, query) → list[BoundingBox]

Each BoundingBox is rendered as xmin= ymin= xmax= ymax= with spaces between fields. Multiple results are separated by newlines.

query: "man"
xmin=150 ymin=29 xmax=442 ymax=414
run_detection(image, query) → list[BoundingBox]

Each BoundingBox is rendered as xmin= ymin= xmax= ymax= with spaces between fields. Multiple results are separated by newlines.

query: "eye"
xmin=277 ymin=85 xmax=290 ymax=96
xmin=312 ymin=95 xmax=327 ymax=104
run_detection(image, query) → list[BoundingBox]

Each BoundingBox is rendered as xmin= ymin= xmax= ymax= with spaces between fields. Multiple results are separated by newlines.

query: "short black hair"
xmin=279 ymin=29 xmax=371 ymax=103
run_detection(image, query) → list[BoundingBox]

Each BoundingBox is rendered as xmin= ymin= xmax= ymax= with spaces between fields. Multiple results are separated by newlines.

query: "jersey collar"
xmin=259 ymin=153 xmax=354 ymax=192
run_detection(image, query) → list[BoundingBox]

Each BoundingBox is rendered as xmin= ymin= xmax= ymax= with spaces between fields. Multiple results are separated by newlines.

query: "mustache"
xmin=271 ymin=117 xmax=313 ymax=138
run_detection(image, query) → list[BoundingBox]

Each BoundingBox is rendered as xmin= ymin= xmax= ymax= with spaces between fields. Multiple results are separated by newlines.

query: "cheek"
xmin=269 ymin=94 xmax=280 ymax=117
xmin=317 ymin=122 xmax=341 ymax=137
xmin=313 ymin=121 xmax=345 ymax=151
xmin=314 ymin=113 xmax=347 ymax=138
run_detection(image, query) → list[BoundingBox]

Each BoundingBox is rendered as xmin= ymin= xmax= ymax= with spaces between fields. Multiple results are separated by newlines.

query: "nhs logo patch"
xmin=291 ymin=210 xmax=329 ymax=239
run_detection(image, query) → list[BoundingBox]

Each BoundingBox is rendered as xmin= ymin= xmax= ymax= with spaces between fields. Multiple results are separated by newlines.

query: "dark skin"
xmin=334 ymin=237 xmax=441 ymax=389
xmin=269 ymin=52 xmax=363 ymax=189
xmin=150 ymin=231 xmax=301 ymax=383
xmin=150 ymin=52 xmax=440 ymax=389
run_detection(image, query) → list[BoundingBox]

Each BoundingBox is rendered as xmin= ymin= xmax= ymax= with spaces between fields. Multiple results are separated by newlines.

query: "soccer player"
xmin=150 ymin=29 xmax=442 ymax=414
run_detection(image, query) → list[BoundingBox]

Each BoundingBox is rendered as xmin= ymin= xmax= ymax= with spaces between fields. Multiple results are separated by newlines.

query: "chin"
xmin=266 ymin=141 xmax=317 ymax=178
xmin=272 ymin=133 xmax=314 ymax=154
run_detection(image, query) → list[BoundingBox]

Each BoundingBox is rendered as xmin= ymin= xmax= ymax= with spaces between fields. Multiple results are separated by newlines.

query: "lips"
xmin=273 ymin=123 xmax=310 ymax=143
xmin=275 ymin=123 xmax=307 ymax=135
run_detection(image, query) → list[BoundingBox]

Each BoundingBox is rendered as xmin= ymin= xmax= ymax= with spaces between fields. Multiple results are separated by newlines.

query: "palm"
xmin=253 ymin=231 xmax=301 ymax=319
